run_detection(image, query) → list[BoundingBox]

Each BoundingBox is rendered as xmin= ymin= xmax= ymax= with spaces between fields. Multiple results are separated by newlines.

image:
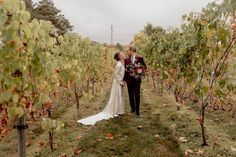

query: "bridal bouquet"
xmin=126 ymin=63 xmax=146 ymax=79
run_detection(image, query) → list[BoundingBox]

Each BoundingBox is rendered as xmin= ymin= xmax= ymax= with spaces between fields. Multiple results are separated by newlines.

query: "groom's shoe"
xmin=136 ymin=113 xmax=140 ymax=118
xmin=136 ymin=115 xmax=141 ymax=119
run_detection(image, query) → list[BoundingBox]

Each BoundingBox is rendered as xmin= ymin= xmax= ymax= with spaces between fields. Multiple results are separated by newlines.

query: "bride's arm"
xmin=114 ymin=64 xmax=123 ymax=85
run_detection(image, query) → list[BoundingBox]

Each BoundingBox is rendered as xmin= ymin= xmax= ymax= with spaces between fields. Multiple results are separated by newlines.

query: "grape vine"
xmin=0 ymin=0 xmax=115 ymax=156
xmin=133 ymin=0 xmax=236 ymax=146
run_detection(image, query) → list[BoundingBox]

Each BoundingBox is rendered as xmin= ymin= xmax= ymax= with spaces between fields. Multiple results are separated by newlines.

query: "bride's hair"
xmin=114 ymin=52 xmax=120 ymax=61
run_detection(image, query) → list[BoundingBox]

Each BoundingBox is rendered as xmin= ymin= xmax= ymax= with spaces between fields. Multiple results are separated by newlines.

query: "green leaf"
xmin=16 ymin=107 xmax=24 ymax=117
xmin=215 ymin=89 xmax=224 ymax=97
xmin=8 ymin=106 xmax=17 ymax=118
xmin=0 ymin=92 xmax=11 ymax=103
xmin=12 ymin=94 xmax=19 ymax=103
xmin=202 ymin=86 xmax=209 ymax=93
xmin=22 ymin=23 xmax=32 ymax=39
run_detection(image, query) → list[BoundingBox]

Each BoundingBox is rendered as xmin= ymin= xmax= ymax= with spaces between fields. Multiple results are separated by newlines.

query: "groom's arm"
xmin=123 ymin=71 xmax=128 ymax=82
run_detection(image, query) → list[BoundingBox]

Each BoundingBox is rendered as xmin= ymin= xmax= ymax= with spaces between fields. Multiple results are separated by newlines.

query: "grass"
xmin=142 ymin=82 xmax=236 ymax=157
xmin=1 ymin=80 xmax=236 ymax=157
xmin=76 ymin=108 xmax=182 ymax=157
xmin=73 ymin=83 xmax=183 ymax=157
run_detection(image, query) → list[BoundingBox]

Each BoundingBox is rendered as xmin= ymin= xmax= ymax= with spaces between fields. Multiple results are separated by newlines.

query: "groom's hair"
xmin=129 ymin=46 xmax=136 ymax=52
xmin=114 ymin=52 xmax=120 ymax=61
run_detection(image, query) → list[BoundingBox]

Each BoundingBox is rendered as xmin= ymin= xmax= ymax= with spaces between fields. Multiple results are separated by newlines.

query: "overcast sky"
xmin=34 ymin=0 xmax=216 ymax=44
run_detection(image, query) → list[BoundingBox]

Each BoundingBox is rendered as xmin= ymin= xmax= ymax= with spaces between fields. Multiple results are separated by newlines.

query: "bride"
xmin=77 ymin=52 xmax=126 ymax=125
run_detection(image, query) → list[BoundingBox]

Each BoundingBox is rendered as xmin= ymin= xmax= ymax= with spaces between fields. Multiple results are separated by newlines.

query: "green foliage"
xmin=133 ymin=0 xmax=236 ymax=145
xmin=0 ymin=0 xmax=114 ymax=140
xmin=134 ymin=0 xmax=236 ymax=103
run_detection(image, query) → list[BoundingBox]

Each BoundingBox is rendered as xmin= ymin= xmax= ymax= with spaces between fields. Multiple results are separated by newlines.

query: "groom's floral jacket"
xmin=124 ymin=55 xmax=147 ymax=81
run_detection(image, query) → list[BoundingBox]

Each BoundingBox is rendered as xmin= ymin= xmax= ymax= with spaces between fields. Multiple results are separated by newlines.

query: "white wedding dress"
xmin=77 ymin=61 xmax=125 ymax=125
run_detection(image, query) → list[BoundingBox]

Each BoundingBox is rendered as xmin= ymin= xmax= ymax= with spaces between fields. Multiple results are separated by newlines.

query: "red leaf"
xmin=1 ymin=128 xmax=11 ymax=136
xmin=37 ymin=141 xmax=45 ymax=147
xmin=64 ymin=131 xmax=69 ymax=136
xmin=105 ymin=133 xmax=114 ymax=140
xmin=26 ymin=140 xmax=32 ymax=147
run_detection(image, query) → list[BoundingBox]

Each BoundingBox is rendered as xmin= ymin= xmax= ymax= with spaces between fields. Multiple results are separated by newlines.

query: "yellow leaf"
xmin=204 ymin=30 xmax=213 ymax=40
xmin=12 ymin=94 xmax=19 ymax=103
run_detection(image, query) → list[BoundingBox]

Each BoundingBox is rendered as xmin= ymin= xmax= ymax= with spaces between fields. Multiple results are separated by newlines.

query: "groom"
xmin=124 ymin=46 xmax=147 ymax=117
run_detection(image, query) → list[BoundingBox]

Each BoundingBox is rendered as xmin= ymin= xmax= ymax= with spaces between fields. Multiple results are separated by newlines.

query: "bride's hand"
xmin=120 ymin=81 xmax=125 ymax=86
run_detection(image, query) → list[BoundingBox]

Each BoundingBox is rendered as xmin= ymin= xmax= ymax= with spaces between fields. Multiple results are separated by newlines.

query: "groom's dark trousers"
xmin=127 ymin=77 xmax=141 ymax=115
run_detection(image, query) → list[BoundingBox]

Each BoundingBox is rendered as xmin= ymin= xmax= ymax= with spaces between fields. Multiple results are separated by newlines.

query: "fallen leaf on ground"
xmin=37 ymin=141 xmax=45 ymax=147
xmin=29 ymin=131 xmax=35 ymax=135
xmin=76 ymin=135 xmax=82 ymax=141
xmin=196 ymin=149 xmax=204 ymax=155
xmin=64 ymin=131 xmax=69 ymax=135
xmin=26 ymin=140 xmax=32 ymax=147
xmin=178 ymin=137 xmax=187 ymax=143
xmin=162 ymin=104 xmax=170 ymax=107
xmin=137 ymin=125 xmax=143 ymax=129
xmin=185 ymin=149 xmax=194 ymax=156
xmin=170 ymin=124 xmax=177 ymax=129
xmin=74 ymin=149 xmax=82 ymax=155
xmin=60 ymin=153 xmax=68 ymax=157
xmin=96 ymin=138 xmax=102 ymax=142
xmin=106 ymin=133 xmax=114 ymax=140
